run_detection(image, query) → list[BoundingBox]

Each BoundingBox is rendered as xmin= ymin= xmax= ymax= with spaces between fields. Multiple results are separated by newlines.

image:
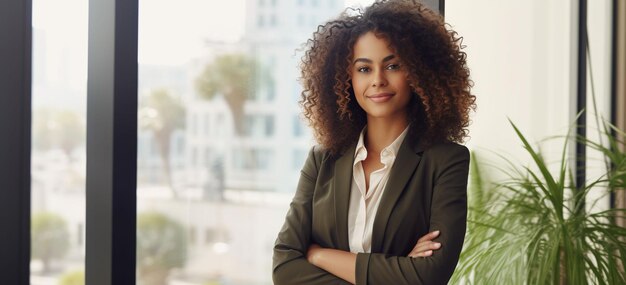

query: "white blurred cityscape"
xmin=31 ymin=0 xmax=364 ymax=284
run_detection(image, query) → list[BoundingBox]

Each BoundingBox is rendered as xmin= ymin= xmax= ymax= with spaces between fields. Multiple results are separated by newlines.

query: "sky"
xmin=32 ymin=0 xmax=374 ymax=66
xmin=137 ymin=0 xmax=374 ymax=65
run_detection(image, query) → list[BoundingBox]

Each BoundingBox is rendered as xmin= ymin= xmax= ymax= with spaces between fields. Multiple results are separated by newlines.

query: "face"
xmin=350 ymin=31 xmax=412 ymax=122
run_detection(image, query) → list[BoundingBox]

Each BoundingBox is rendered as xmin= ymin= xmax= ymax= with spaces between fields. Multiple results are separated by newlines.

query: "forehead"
xmin=352 ymin=31 xmax=396 ymax=60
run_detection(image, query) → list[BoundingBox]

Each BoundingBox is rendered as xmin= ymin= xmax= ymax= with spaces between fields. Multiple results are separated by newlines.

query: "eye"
xmin=356 ymin=66 xmax=371 ymax=73
xmin=386 ymin=63 xmax=401 ymax=70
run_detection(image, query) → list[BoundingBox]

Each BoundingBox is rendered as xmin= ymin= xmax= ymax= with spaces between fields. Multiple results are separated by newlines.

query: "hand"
xmin=307 ymin=243 xmax=322 ymax=265
xmin=408 ymin=230 xmax=441 ymax=258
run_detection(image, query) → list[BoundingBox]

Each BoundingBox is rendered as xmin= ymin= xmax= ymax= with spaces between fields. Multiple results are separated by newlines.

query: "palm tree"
xmin=139 ymin=89 xmax=185 ymax=197
xmin=55 ymin=111 xmax=84 ymax=158
xmin=32 ymin=109 xmax=84 ymax=159
xmin=195 ymin=54 xmax=261 ymax=136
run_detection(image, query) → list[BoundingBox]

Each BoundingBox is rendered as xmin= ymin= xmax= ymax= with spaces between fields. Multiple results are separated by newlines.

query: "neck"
xmin=364 ymin=115 xmax=408 ymax=154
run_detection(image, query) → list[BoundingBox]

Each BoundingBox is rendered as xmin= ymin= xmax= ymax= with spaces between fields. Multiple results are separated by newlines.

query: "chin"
xmin=364 ymin=107 xmax=407 ymax=120
xmin=366 ymin=111 xmax=398 ymax=119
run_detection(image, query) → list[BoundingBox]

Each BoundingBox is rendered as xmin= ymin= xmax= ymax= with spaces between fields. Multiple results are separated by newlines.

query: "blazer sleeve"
xmin=354 ymin=144 xmax=470 ymax=285
xmin=272 ymin=146 xmax=351 ymax=285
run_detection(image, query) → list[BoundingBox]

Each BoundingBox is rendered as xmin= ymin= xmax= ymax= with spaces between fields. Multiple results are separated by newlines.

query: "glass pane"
xmin=137 ymin=0 xmax=373 ymax=284
xmin=30 ymin=0 xmax=87 ymax=284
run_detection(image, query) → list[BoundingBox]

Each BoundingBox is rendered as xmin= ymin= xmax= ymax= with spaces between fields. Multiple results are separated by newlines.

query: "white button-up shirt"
xmin=348 ymin=126 xmax=409 ymax=253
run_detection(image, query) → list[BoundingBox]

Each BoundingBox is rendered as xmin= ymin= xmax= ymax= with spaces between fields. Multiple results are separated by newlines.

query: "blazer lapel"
xmin=371 ymin=136 xmax=423 ymax=253
xmin=333 ymin=143 xmax=356 ymax=251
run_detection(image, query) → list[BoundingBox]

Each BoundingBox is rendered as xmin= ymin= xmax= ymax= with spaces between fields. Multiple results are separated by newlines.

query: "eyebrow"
xmin=353 ymin=54 xmax=396 ymax=65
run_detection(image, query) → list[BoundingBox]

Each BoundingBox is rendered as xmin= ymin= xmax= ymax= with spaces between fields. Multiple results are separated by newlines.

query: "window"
xmin=232 ymin=148 xmax=275 ymax=171
xmin=204 ymin=113 xmax=210 ymax=135
xmin=292 ymin=148 xmax=307 ymax=169
xmin=135 ymin=2 xmax=370 ymax=283
xmin=298 ymin=13 xmax=305 ymax=26
xmin=30 ymin=0 xmax=87 ymax=281
xmin=257 ymin=14 xmax=265 ymax=27
xmin=216 ymin=114 xmax=226 ymax=136
xmin=191 ymin=146 xmax=198 ymax=167
xmin=244 ymin=114 xmax=275 ymax=137
xmin=293 ymin=114 xmax=304 ymax=137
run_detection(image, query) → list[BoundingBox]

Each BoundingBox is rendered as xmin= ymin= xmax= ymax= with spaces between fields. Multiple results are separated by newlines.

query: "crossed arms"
xmin=273 ymin=145 xmax=470 ymax=285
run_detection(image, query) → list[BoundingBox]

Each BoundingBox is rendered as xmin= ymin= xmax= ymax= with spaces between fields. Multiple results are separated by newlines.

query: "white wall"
xmin=447 ymin=0 xmax=575 ymax=173
xmin=446 ymin=0 xmax=614 ymax=210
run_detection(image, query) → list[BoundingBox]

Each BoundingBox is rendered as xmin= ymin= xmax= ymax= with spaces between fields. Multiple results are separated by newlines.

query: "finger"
xmin=409 ymin=250 xmax=433 ymax=258
xmin=417 ymin=230 xmax=440 ymax=243
xmin=412 ymin=240 xmax=441 ymax=252
xmin=411 ymin=241 xmax=441 ymax=254
xmin=418 ymin=250 xmax=433 ymax=257
xmin=411 ymin=243 xmax=430 ymax=254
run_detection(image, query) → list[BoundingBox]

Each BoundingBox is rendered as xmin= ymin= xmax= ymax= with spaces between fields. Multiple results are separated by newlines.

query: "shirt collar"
xmin=384 ymin=125 xmax=409 ymax=158
xmin=354 ymin=127 xmax=368 ymax=165
xmin=353 ymin=125 xmax=410 ymax=165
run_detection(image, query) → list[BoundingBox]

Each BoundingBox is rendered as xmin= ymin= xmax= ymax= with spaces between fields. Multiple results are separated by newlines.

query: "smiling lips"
xmin=366 ymin=93 xmax=395 ymax=103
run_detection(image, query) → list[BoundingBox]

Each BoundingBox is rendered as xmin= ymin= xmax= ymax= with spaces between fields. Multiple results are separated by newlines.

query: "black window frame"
xmin=84 ymin=0 xmax=138 ymax=283
xmin=0 ymin=0 xmax=32 ymax=283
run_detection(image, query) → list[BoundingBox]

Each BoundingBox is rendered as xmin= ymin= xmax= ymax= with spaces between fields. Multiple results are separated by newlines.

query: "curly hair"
xmin=299 ymin=0 xmax=476 ymax=155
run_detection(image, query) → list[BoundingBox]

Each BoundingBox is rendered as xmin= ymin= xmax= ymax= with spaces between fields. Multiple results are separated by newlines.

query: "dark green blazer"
xmin=273 ymin=135 xmax=470 ymax=285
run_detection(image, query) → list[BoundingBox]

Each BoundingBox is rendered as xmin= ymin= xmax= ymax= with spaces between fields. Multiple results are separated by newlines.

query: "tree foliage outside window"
xmin=32 ymin=109 xmax=85 ymax=159
xmin=196 ymin=54 xmax=269 ymax=136
xmin=139 ymin=89 xmax=186 ymax=197
xmin=58 ymin=270 xmax=84 ymax=285
xmin=31 ymin=212 xmax=70 ymax=274
xmin=137 ymin=211 xmax=187 ymax=285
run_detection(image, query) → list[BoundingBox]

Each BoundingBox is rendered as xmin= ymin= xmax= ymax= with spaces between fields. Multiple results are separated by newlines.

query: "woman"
xmin=273 ymin=0 xmax=475 ymax=284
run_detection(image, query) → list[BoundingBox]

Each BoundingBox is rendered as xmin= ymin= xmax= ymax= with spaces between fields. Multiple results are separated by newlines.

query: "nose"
xmin=372 ymin=69 xmax=388 ymax=87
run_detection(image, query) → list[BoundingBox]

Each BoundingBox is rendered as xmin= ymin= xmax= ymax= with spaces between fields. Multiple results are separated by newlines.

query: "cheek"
xmin=349 ymin=79 xmax=364 ymax=107
xmin=353 ymin=90 xmax=366 ymax=109
xmin=398 ymin=74 xmax=412 ymax=93
xmin=395 ymin=80 xmax=413 ymax=105
xmin=351 ymin=77 xmax=364 ymax=95
xmin=353 ymin=83 xmax=372 ymax=108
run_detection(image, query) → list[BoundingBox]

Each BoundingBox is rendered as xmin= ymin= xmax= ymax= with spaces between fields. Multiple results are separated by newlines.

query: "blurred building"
xmin=183 ymin=0 xmax=341 ymax=194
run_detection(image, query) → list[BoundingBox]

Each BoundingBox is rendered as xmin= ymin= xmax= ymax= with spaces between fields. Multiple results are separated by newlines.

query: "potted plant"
xmin=451 ymin=119 xmax=626 ymax=284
